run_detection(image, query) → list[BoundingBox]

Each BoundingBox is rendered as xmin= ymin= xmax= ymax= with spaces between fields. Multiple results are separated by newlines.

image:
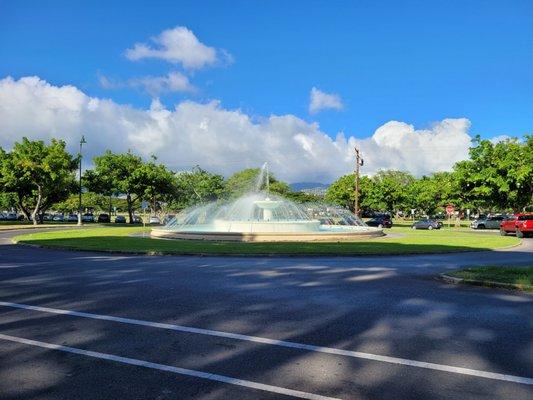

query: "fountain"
xmin=152 ymin=163 xmax=383 ymax=242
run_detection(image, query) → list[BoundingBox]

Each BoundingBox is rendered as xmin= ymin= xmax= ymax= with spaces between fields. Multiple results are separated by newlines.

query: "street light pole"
xmin=354 ymin=147 xmax=364 ymax=216
xmin=77 ymin=135 xmax=87 ymax=226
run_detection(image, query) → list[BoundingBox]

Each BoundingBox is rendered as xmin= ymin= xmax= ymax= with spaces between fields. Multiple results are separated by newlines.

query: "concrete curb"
xmin=439 ymin=273 xmax=532 ymax=292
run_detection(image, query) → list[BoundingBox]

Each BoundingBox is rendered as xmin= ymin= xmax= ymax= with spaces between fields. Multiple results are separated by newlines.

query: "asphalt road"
xmin=0 ymin=228 xmax=531 ymax=400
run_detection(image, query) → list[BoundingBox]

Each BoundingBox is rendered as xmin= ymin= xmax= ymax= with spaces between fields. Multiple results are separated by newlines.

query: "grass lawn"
xmin=13 ymin=225 xmax=521 ymax=256
xmin=446 ymin=266 xmax=533 ymax=292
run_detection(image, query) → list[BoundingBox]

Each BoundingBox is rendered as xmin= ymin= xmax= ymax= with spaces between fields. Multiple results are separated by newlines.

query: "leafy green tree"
xmin=0 ymin=138 xmax=77 ymax=224
xmin=325 ymin=174 xmax=372 ymax=210
xmin=172 ymin=166 xmax=225 ymax=209
xmin=0 ymin=192 xmax=17 ymax=212
xmin=454 ymin=136 xmax=533 ymax=211
xmin=407 ymin=176 xmax=441 ymax=215
xmin=225 ymin=168 xmax=290 ymax=198
xmin=52 ymin=192 xmax=113 ymax=214
xmin=87 ymin=152 xmax=177 ymax=222
xmin=133 ymin=159 xmax=177 ymax=213
xmin=84 ymin=168 xmax=116 ymax=215
xmin=370 ymin=170 xmax=415 ymax=212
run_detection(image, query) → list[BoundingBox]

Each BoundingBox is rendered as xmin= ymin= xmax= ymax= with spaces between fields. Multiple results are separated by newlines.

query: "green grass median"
xmin=446 ymin=266 xmax=533 ymax=292
xmin=12 ymin=226 xmax=521 ymax=256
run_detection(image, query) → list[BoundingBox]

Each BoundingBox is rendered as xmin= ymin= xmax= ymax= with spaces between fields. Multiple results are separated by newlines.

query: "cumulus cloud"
xmin=125 ymin=26 xmax=232 ymax=69
xmin=99 ymin=71 xmax=196 ymax=96
xmin=0 ymin=76 xmax=475 ymax=182
xmin=309 ymin=87 xmax=343 ymax=114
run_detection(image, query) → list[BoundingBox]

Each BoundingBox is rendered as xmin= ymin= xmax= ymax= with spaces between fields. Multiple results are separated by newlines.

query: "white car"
xmin=149 ymin=216 xmax=161 ymax=224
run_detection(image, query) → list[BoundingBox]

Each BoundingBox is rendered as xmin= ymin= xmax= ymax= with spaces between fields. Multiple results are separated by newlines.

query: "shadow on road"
xmin=0 ymin=243 xmax=531 ymax=399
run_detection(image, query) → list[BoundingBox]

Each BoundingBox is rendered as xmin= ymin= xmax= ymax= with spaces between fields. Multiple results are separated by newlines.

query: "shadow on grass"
xmin=16 ymin=235 xmax=504 ymax=256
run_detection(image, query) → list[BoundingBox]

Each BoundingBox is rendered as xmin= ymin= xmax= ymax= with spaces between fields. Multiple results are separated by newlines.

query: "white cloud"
xmin=309 ymin=87 xmax=343 ymax=114
xmin=0 ymin=76 xmax=476 ymax=182
xmin=125 ymin=26 xmax=231 ymax=70
xmin=99 ymin=71 xmax=196 ymax=96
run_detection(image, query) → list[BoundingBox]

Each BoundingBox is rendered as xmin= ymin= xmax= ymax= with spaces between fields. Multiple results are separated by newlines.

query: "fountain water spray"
xmin=152 ymin=163 xmax=383 ymax=242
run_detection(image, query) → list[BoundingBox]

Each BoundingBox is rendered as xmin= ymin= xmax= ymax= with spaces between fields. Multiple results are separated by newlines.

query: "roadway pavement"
xmin=0 ymin=228 xmax=531 ymax=399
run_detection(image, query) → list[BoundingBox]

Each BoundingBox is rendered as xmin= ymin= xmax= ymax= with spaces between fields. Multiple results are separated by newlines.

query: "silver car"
xmin=470 ymin=215 xmax=505 ymax=229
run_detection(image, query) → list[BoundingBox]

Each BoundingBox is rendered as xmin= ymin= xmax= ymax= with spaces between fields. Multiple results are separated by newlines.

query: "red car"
xmin=500 ymin=214 xmax=533 ymax=238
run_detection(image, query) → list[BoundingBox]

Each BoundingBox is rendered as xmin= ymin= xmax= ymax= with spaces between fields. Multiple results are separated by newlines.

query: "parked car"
xmin=114 ymin=215 xmax=126 ymax=223
xmin=132 ymin=216 xmax=143 ymax=224
xmin=366 ymin=216 xmax=392 ymax=228
xmin=81 ymin=213 xmax=95 ymax=222
xmin=149 ymin=216 xmax=161 ymax=225
xmin=412 ymin=219 xmax=441 ymax=230
xmin=5 ymin=212 xmax=19 ymax=221
xmin=97 ymin=213 xmax=111 ymax=223
xmin=67 ymin=214 xmax=78 ymax=223
xmin=361 ymin=210 xmax=376 ymax=218
xmin=470 ymin=215 xmax=506 ymax=230
xmin=500 ymin=214 xmax=533 ymax=238
xmin=0 ymin=213 xmax=5 ymax=220
xmin=52 ymin=214 xmax=64 ymax=222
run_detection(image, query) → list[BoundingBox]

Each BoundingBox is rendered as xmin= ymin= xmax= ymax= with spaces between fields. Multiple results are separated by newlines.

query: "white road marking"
xmin=0 ymin=333 xmax=339 ymax=400
xmin=1 ymin=301 xmax=532 ymax=385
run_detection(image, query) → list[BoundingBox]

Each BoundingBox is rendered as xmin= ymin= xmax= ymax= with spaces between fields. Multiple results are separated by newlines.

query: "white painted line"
xmin=1 ymin=301 xmax=532 ymax=385
xmin=0 ymin=333 xmax=339 ymax=400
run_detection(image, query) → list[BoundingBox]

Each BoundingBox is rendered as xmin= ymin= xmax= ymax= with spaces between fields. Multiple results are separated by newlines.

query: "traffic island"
xmin=441 ymin=266 xmax=533 ymax=292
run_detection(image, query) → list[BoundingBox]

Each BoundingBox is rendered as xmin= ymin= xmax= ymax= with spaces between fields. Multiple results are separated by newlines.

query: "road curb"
xmin=439 ymin=273 xmax=532 ymax=292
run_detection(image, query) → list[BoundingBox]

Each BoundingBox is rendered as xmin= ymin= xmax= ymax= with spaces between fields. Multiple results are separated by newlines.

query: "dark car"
xmin=67 ymin=214 xmax=78 ymax=223
xmin=97 ymin=213 xmax=110 ymax=223
xmin=132 ymin=216 xmax=143 ymax=224
xmin=361 ymin=210 xmax=376 ymax=218
xmin=114 ymin=215 xmax=126 ymax=223
xmin=81 ymin=213 xmax=95 ymax=222
xmin=366 ymin=216 xmax=392 ymax=228
xmin=412 ymin=219 xmax=441 ymax=230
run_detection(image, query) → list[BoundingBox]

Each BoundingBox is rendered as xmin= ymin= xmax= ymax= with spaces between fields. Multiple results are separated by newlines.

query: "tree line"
xmin=0 ymin=135 xmax=531 ymax=225
xmin=0 ymin=138 xmax=316 ymax=225
xmin=326 ymin=135 xmax=533 ymax=216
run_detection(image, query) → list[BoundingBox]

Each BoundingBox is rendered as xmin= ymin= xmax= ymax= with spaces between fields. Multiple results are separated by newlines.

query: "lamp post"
xmin=354 ymin=147 xmax=364 ymax=216
xmin=77 ymin=135 xmax=87 ymax=226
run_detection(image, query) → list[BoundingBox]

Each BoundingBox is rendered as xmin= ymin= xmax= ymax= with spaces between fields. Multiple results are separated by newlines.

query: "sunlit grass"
xmin=447 ymin=266 xmax=533 ymax=292
xmin=13 ymin=225 xmax=520 ymax=256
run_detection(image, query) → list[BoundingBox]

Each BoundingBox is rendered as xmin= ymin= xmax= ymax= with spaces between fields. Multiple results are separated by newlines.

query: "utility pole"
xmin=77 ymin=135 xmax=87 ymax=226
xmin=354 ymin=147 xmax=363 ymax=216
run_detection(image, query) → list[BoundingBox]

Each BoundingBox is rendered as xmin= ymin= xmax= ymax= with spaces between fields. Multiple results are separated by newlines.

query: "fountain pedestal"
xmin=254 ymin=198 xmax=283 ymax=221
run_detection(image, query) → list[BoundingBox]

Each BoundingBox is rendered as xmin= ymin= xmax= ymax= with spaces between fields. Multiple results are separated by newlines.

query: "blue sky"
xmin=0 ymin=0 xmax=532 ymax=182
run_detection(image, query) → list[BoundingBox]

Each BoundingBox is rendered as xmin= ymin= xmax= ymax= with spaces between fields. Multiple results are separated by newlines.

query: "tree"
xmin=87 ymin=151 xmax=177 ymax=222
xmin=52 ymin=192 xmax=114 ymax=214
xmin=84 ymin=167 xmax=116 ymax=215
xmin=133 ymin=159 xmax=177 ymax=213
xmin=453 ymin=136 xmax=533 ymax=211
xmin=371 ymin=170 xmax=415 ymax=213
xmin=325 ymin=174 xmax=372 ymax=210
xmin=172 ymin=166 xmax=225 ymax=209
xmin=0 ymin=192 xmax=17 ymax=212
xmin=225 ymin=168 xmax=290 ymax=198
xmin=0 ymin=138 xmax=77 ymax=224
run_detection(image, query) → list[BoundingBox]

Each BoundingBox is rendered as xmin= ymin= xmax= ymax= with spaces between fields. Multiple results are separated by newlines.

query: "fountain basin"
xmin=151 ymin=224 xmax=383 ymax=242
